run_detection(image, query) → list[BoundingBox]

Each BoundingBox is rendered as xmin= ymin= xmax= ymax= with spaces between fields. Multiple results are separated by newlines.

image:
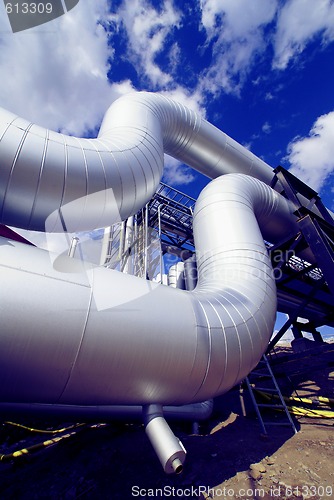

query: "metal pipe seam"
xmin=0 ymin=174 xmax=280 ymax=407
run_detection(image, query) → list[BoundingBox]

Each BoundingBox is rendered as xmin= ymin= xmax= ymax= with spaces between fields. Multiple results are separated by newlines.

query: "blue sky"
xmin=0 ymin=0 xmax=333 ymax=339
xmin=0 ymin=0 xmax=334 ymax=207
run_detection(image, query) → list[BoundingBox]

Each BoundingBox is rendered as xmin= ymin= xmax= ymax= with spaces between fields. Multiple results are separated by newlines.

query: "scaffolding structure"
xmin=268 ymin=166 xmax=334 ymax=348
xmin=101 ymin=182 xmax=196 ymax=282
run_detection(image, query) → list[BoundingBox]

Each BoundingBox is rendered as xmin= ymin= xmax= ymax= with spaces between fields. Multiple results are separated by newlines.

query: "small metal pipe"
xmin=68 ymin=237 xmax=79 ymax=258
xmin=144 ymin=204 xmax=149 ymax=279
xmin=143 ymin=404 xmax=186 ymax=474
xmin=183 ymin=257 xmax=197 ymax=291
xmin=121 ymin=217 xmax=134 ymax=274
xmin=118 ymin=220 xmax=126 ymax=263
xmin=158 ymin=205 xmax=163 ymax=283
xmin=168 ymin=261 xmax=185 ymax=289
xmin=100 ymin=227 xmax=112 ymax=266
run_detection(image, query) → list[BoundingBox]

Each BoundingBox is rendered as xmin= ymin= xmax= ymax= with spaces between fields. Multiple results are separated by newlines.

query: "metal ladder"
xmin=245 ymin=354 xmax=298 ymax=435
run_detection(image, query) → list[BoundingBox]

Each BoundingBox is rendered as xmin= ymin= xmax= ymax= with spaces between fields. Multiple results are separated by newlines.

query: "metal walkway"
xmin=148 ymin=182 xmax=195 ymax=253
xmin=268 ymin=166 xmax=334 ymax=347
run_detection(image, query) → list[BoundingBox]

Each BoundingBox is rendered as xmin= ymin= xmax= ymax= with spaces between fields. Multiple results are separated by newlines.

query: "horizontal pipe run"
xmin=0 ymin=401 xmax=214 ymax=422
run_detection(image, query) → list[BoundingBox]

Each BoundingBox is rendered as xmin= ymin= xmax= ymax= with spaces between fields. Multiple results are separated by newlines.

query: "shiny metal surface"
xmin=0 ymin=92 xmax=281 ymax=233
xmin=168 ymin=261 xmax=185 ymax=289
xmin=0 ymin=91 xmax=329 ymax=414
xmin=4 ymin=91 xmax=328 ymax=474
xmin=0 ymin=174 xmax=281 ymax=406
xmin=143 ymin=404 xmax=186 ymax=474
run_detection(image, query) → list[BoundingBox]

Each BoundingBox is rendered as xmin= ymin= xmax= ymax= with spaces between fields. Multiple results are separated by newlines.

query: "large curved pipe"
xmin=1 ymin=91 xmax=329 ymax=473
xmin=0 ymin=173 xmax=282 ymax=406
xmin=0 ymin=91 xmax=300 ymax=238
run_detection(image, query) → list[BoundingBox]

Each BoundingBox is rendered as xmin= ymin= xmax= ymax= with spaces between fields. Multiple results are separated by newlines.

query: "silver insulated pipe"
xmin=0 ymin=91 xmax=295 ymax=234
xmin=0 ymin=91 xmax=326 ymax=471
xmin=0 ymin=173 xmax=285 ymax=405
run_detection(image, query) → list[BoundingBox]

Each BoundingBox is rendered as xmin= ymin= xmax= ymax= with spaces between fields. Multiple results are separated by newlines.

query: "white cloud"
xmin=116 ymin=0 xmax=181 ymax=88
xmin=161 ymin=85 xmax=206 ymax=117
xmin=163 ymin=155 xmax=196 ymax=186
xmin=273 ymin=0 xmax=334 ymax=69
xmin=199 ymin=0 xmax=277 ymax=95
xmin=262 ymin=122 xmax=271 ymax=134
xmin=167 ymin=42 xmax=181 ymax=75
xmin=198 ymin=0 xmax=334 ymax=94
xmin=0 ymin=0 xmax=133 ymax=135
xmin=200 ymin=0 xmax=276 ymax=40
xmin=1 ymin=0 xmax=334 ymax=191
xmin=287 ymin=111 xmax=334 ymax=192
xmin=265 ymin=92 xmax=274 ymax=101
xmin=1 ymin=0 xmax=333 ymax=141
xmin=242 ymin=142 xmax=252 ymax=151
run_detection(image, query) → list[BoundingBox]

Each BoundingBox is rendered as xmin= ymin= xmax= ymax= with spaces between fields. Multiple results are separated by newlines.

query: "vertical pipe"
xmin=143 ymin=404 xmax=186 ymax=474
xmin=144 ymin=203 xmax=149 ymax=279
xmin=122 ymin=216 xmax=134 ymax=274
xmin=158 ymin=205 xmax=163 ymax=284
xmin=118 ymin=221 xmax=126 ymax=263
xmin=184 ymin=257 xmax=197 ymax=291
xmin=133 ymin=215 xmax=139 ymax=277
xmin=68 ymin=237 xmax=79 ymax=258
xmin=99 ymin=227 xmax=111 ymax=266
xmin=168 ymin=261 xmax=185 ymax=289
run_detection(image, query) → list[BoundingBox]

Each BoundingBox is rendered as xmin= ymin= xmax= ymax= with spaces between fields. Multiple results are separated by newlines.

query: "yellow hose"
xmin=0 ymin=424 xmax=86 ymax=462
xmin=281 ymin=395 xmax=334 ymax=407
xmin=287 ymin=406 xmax=334 ymax=418
xmin=4 ymin=421 xmax=83 ymax=434
xmin=255 ymin=390 xmax=334 ymax=419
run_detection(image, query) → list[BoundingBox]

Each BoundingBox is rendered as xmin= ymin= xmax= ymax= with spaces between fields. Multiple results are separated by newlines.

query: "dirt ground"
xmin=0 ymin=341 xmax=333 ymax=500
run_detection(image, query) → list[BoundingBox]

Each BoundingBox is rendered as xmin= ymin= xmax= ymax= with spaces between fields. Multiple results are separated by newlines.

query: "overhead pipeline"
xmin=0 ymin=90 xmax=323 ymax=406
xmin=0 ymin=91 xmax=307 ymax=238
xmin=0 ymin=91 xmax=331 ymax=472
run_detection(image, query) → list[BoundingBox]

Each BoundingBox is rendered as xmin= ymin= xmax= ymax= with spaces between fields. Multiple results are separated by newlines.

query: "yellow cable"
xmin=281 ymin=395 xmax=334 ymax=407
xmin=4 ymin=421 xmax=84 ymax=434
xmin=0 ymin=425 xmax=86 ymax=462
xmin=254 ymin=390 xmax=334 ymax=419
xmin=287 ymin=406 xmax=334 ymax=418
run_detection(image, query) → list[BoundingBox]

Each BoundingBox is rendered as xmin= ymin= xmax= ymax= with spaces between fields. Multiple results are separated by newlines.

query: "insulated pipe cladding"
xmin=0 ymin=174 xmax=281 ymax=407
xmin=0 ymin=91 xmax=332 ymax=473
xmin=1 ymin=90 xmax=319 ymax=236
xmin=143 ymin=405 xmax=186 ymax=474
xmin=0 ymin=173 xmax=280 ymax=473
